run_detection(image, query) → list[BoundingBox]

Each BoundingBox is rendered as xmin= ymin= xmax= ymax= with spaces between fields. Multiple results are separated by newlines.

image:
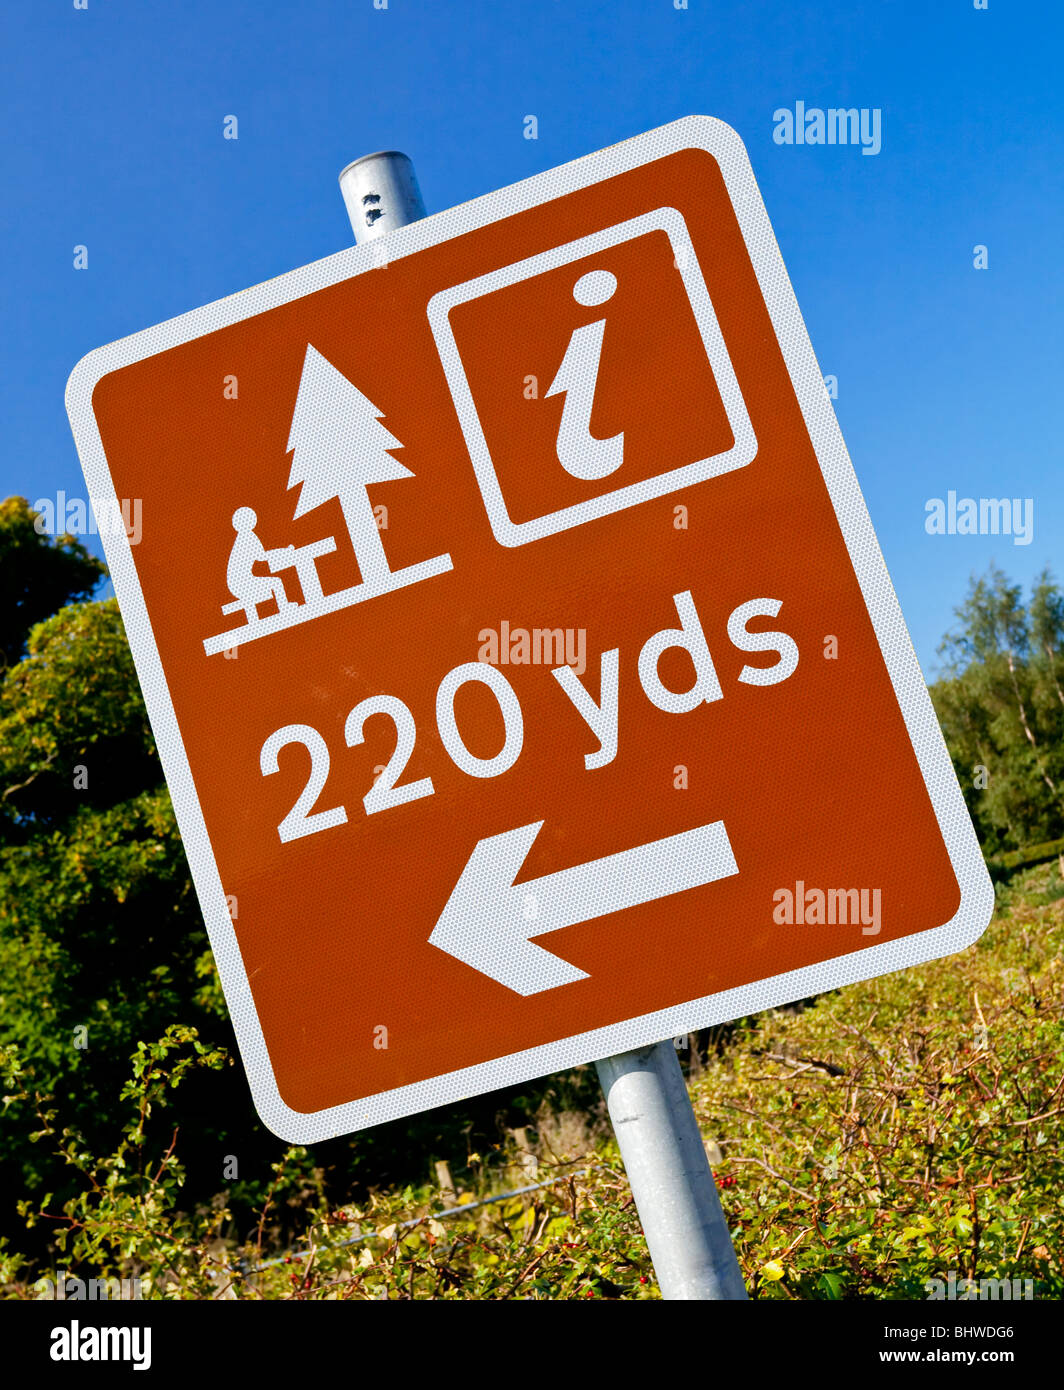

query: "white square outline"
xmin=426 ymin=207 xmax=757 ymax=546
xmin=65 ymin=116 xmax=993 ymax=1143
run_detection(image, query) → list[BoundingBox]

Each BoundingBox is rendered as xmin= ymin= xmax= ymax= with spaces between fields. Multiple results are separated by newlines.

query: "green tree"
xmin=931 ymin=565 xmax=1064 ymax=854
xmin=0 ymin=601 xmax=160 ymax=835
xmin=0 ymin=497 xmax=104 ymax=670
xmin=0 ymin=504 xmax=239 ymax=1218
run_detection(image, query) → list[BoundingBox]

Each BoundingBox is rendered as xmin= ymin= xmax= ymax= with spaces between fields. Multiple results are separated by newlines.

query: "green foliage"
xmin=931 ymin=565 xmax=1064 ymax=855
xmin=0 ymin=509 xmax=244 ymax=1216
xmin=707 ymin=862 xmax=1063 ymax=1299
xmin=986 ymin=834 xmax=1064 ymax=876
xmin=0 ymin=497 xmax=105 ymax=670
xmin=0 ymin=599 xmax=159 ymax=834
xmin=0 ymin=788 xmax=221 ymax=1177
xmin=4 ymin=1026 xmax=230 ymax=1297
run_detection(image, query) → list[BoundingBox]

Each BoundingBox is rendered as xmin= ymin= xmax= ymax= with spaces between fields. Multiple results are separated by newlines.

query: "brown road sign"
xmin=66 ymin=118 xmax=991 ymax=1140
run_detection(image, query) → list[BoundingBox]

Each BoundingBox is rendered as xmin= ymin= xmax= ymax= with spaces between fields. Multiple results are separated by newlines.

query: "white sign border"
xmin=66 ymin=116 xmax=993 ymax=1142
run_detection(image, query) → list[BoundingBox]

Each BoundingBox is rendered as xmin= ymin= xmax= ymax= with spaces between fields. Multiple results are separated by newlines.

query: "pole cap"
xmin=338 ymin=150 xmax=426 ymax=244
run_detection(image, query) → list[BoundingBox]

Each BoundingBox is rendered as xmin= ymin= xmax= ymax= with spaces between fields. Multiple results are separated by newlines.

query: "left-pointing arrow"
xmin=429 ymin=819 xmax=739 ymax=996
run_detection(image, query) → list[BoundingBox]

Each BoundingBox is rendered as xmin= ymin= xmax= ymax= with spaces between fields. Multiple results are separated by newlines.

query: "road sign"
xmin=66 ymin=116 xmax=992 ymax=1143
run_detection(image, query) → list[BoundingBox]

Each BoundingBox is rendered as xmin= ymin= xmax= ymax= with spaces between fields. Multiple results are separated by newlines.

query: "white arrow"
xmin=429 ymin=819 xmax=738 ymax=996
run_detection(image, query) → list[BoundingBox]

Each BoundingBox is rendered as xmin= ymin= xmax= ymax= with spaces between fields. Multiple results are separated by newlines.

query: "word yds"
xmin=260 ymin=587 xmax=799 ymax=844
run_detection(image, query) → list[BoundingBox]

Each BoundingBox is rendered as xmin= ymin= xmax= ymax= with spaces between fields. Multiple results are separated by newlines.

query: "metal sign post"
xmin=337 ymin=149 xmax=747 ymax=1302
xmin=595 ymin=1044 xmax=747 ymax=1299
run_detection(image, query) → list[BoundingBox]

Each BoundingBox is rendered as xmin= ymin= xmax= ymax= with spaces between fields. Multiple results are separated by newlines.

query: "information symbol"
xmin=546 ymin=269 xmax=624 ymax=482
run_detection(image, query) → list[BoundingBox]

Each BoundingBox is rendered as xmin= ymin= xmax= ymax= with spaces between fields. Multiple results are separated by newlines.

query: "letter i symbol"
xmin=546 ymin=269 xmax=624 ymax=480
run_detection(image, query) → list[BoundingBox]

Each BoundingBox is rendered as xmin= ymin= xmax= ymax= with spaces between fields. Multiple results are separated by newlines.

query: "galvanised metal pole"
xmin=595 ymin=1044 xmax=747 ymax=1299
xmin=337 ymin=150 xmax=747 ymax=1303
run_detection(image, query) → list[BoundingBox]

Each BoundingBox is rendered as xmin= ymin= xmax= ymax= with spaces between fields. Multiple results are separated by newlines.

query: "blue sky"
xmin=2 ymin=0 xmax=1060 ymax=676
